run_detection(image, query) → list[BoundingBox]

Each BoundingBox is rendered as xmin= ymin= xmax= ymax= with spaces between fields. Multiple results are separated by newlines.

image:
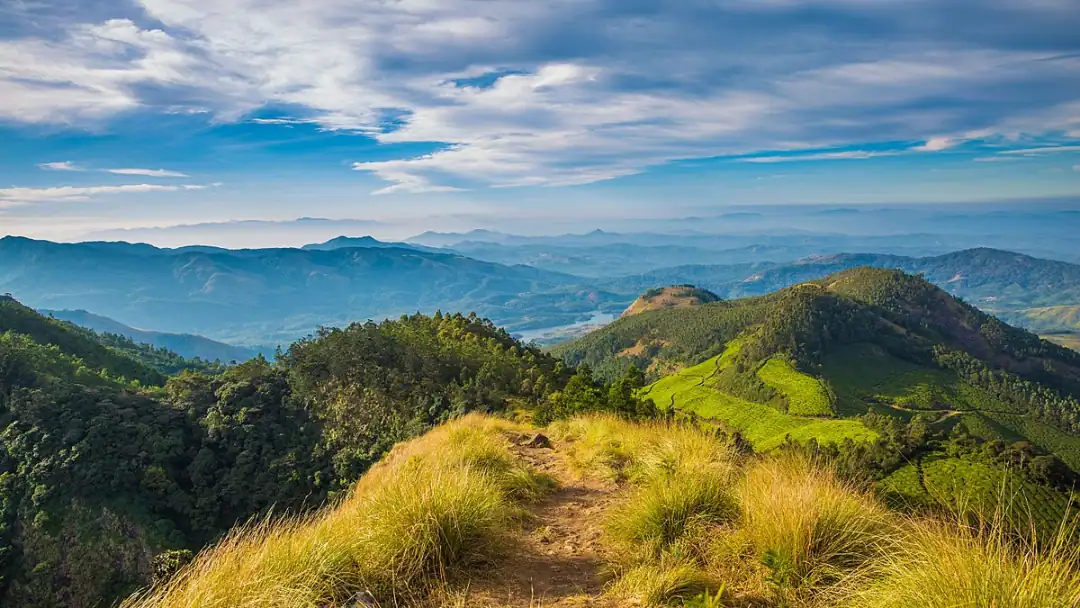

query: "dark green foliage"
xmin=1 ymin=295 xmax=164 ymax=386
xmin=0 ymin=302 xmax=595 ymax=608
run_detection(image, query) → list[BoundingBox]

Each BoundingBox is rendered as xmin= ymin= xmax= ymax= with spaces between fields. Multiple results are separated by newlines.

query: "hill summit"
xmin=621 ymin=284 xmax=722 ymax=318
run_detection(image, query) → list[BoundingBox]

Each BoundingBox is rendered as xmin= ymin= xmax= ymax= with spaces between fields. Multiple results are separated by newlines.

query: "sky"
xmin=1 ymin=0 xmax=1079 ymax=243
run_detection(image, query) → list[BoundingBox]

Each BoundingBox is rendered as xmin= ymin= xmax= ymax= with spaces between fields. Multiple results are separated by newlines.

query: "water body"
xmin=514 ymin=310 xmax=616 ymax=344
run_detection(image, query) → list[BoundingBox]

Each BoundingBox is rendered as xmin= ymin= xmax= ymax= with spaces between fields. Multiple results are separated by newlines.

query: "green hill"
xmin=557 ymin=268 xmax=1080 ymax=527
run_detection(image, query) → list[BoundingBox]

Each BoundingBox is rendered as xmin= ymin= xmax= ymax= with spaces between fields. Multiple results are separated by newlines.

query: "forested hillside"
xmin=556 ymin=268 xmax=1080 ymax=528
xmin=608 ymin=248 xmax=1080 ymax=336
xmin=0 ymin=298 xmax=654 ymax=608
xmin=42 ymin=309 xmax=260 ymax=363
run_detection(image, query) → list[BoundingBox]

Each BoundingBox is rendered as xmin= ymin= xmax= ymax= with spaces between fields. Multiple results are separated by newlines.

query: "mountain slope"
xmin=41 ymin=308 xmax=260 ymax=362
xmin=557 ymin=268 xmax=1080 ymax=475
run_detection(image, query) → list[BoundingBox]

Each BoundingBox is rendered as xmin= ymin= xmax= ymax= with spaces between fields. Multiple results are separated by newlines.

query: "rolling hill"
xmin=620 ymin=285 xmax=722 ymax=317
xmin=603 ymin=248 xmax=1080 ymax=336
xmin=557 ymin=269 xmax=1080 ymax=478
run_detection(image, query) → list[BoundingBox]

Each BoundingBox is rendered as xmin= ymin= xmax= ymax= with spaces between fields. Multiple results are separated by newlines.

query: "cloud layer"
xmin=2 ymin=0 xmax=1079 ymax=193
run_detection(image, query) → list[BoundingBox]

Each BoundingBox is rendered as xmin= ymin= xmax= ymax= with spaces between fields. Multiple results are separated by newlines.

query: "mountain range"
xmin=3 ymin=235 xmax=1080 ymax=350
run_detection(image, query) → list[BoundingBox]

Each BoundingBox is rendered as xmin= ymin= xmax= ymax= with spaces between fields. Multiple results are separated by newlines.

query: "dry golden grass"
xmin=125 ymin=413 xmax=1080 ymax=608
xmin=122 ymin=414 xmax=547 ymax=608
xmin=842 ymin=513 xmax=1080 ymax=608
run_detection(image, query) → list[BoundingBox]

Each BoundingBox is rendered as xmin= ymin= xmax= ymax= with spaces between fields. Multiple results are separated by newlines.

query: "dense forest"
xmin=0 ymin=296 xmax=651 ymax=608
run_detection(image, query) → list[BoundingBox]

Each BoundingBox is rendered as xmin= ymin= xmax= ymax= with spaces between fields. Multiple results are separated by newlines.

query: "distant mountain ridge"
xmin=0 ymin=236 xmax=593 ymax=344
xmin=41 ymin=308 xmax=261 ymax=362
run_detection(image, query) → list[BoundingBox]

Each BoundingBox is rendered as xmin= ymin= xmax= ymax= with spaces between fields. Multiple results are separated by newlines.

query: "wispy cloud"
xmin=0 ymin=183 xmax=209 ymax=208
xmin=38 ymin=161 xmax=85 ymax=171
xmin=1 ymin=1 xmax=1079 ymax=192
xmin=738 ymin=150 xmax=901 ymax=163
xmin=105 ymin=168 xmax=190 ymax=177
xmin=998 ymin=145 xmax=1080 ymax=155
xmin=913 ymin=137 xmax=956 ymax=152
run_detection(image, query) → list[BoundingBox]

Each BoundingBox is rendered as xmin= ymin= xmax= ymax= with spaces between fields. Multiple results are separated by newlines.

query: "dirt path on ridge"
xmin=456 ymin=435 xmax=620 ymax=607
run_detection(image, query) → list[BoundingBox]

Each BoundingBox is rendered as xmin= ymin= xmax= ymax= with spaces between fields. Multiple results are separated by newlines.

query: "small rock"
xmin=347 ymin=591 xmax=379 ymax=607
xmin=521 ymin=433 xmax=553 ymax=449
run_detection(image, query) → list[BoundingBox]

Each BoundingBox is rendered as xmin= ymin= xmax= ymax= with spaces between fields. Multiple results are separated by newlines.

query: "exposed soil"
xmin=456 ymin=436 xmax=621 ymax=607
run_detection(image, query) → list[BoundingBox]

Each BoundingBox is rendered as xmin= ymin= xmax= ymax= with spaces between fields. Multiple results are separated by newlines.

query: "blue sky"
xmin=1 ymin=0 xmax=1079 ymax=243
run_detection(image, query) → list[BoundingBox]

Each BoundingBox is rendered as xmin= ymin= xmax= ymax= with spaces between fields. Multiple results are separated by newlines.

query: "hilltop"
xmin=620 ymin=285 xmax=721 ymax=318
xmin=612 ymin=247 xmax=1080 ymax=336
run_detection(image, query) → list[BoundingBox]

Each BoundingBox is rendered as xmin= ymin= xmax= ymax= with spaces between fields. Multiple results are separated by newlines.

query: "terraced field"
xmin=642 ymin=341 xmax=877 ymax=450
xmin=757 ymin=357 xmax=834 ymax=416
xmin=822 ymin=343 xmax=1020 ymax=417
xmin=881 ymin=454 xmax=1077 ymax=537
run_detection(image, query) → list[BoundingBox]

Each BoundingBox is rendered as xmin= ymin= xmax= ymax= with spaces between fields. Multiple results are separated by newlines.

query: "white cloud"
xmin=0 ymin=183 xmax=208 ymax=208
xmin=1074 ymin=164 xmax=1080 ymax=171
xmin=998 ymin=145 xmax=1080 ymax=155
xmin=38 ymin=161 xmax=86 ymax=171
xmin=1 ymin=1 xmax=1079 ymax=192
xmin=739 ymin=150 xmax=901 ymax=163
xmin=106 ymin=168 xmax=190 ymax=177
xmin=913 ymin=137 xmax=956 ymax=152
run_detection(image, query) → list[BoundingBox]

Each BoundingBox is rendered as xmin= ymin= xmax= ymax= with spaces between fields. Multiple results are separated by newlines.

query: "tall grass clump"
xmin=606 ymin=473 xmax=737 ymax=563
xmin=609 ymin=558 xmax=721 ymax=606
xmin=548 ymin=414 xmax=737 ymax=484
xmin=123 ymin=414 xmax=546 ymax=608
xmin=844 ymin=513 xmax=1080 ymax=608
xmin=737 ymin=456 xmax=892 ymax=598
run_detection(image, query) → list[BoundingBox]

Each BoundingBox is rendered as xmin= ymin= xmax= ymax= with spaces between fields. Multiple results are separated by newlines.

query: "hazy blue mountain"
xmin=41 ymin=308 xmax=262 ymax=362
xmin=0 ymin=236 xmax=592 ymax=344
xmin=301 ymin=235 xmax=444 ymax=253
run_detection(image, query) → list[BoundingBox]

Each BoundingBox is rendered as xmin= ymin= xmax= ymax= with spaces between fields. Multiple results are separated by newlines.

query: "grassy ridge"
xmin=123 ymin=415 xmax=552 ymax=608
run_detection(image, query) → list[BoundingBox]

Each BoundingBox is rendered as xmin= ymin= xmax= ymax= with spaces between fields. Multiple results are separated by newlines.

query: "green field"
xmin=643 ymin=343 xmax=877 ymax=451
xmin=756 ymin=357 xmax=834 ymax=416
xmin=821 ymin=343 xmax=1020 ymax=417
xmin=881 ymin=454 xmax=1076 ymax=537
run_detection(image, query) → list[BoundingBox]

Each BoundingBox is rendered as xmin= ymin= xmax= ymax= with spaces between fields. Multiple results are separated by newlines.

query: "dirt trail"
xmin=459 ymin=435 xmax=620 ymax=607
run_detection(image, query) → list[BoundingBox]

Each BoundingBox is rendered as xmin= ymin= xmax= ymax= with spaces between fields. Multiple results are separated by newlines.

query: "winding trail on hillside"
xmin=460 ymin=435 xmax=619 ymax=607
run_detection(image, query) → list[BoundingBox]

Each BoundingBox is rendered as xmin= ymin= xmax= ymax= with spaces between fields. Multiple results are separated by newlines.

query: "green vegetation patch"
xmin=643 ymin=344 xmax=877 ymax=451
xmin=880 ymin=454 xmax=1076 ymax=538
xmin=821 ymin=343 xmax=1020 ymax=417
xmin=756 ymin=357 xmax=834 ymax=416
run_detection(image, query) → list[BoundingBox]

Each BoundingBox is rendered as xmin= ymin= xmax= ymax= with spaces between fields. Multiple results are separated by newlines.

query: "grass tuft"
xmin=606 ymin=473 xmax=737 ymax=563
xmin=844 ymin=514 xmax=1080 ymax=608
xmin=609 ymin=558 xmax=720 ymax=607
xmin=737 ymin=456 xmax=892 ymax=595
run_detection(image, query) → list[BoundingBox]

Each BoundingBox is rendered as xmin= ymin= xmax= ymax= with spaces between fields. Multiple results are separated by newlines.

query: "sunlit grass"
xmin=123 ymin=414 xmax=548 ymax=608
